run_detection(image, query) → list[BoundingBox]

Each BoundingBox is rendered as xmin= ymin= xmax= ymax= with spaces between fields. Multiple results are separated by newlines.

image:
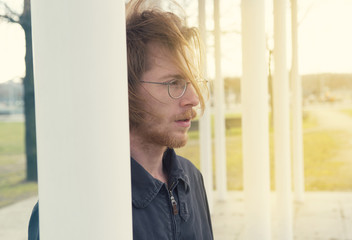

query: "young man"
xmin=29 ymin=0 xmax=213 ymax=239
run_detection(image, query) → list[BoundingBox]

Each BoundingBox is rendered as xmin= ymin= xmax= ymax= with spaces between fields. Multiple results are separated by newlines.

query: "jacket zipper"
xmin=168 ymin=181 xmax=178 ymax=215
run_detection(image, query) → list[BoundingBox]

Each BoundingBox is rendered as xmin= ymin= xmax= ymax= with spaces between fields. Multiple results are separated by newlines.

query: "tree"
xmin=0 ymin=0 xmax=37 ymax=181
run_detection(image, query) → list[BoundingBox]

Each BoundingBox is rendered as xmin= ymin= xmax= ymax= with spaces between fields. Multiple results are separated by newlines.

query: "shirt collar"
xmin=131 ymin=148 xmax=190 ymax=208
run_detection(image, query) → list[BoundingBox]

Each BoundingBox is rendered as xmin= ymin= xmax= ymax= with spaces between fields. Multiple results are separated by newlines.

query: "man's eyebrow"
xmin=160 ymin=74 xmax=184 ymax=81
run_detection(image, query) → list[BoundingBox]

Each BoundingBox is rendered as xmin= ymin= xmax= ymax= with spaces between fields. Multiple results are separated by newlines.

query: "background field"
xmin=0 ymin=122 xmax=37 ymax=208
xmin=1 ymin=108 xmax=352 ymax=208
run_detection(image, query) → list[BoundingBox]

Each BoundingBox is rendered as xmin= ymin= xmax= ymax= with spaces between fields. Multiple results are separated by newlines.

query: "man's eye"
xmin=169 ymin=79 xmax=184 ymax=86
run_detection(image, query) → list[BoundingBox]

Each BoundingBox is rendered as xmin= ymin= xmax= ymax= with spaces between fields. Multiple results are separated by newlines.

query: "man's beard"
xmin=137 ymin=109 xmax=196 ymax=148
xmin=148 ymin=129 xmax=188 ymax=148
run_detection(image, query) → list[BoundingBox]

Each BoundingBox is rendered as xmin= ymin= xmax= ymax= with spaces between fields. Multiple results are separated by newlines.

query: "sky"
xmin=0 ymin=0 xmax=352 ymax=83
xmin=297 ymin=0 xmax=352 ymax=75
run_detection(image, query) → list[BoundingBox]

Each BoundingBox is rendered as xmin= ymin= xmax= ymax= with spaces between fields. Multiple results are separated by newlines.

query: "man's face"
xmin=135 ymin=42 xmax=199 ymax=148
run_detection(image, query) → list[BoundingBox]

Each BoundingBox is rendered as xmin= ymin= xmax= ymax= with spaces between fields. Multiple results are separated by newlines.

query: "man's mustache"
xmin=175 ymin=109 xmax=197 ymax=121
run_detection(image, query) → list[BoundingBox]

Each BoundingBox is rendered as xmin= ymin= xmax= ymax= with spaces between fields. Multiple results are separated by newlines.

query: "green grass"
xmin=0 ymin=122 xmax=25 ymax=154
xmin=0 ymin=122 xmax=38 ymax=208
xmin=341 ymin=109 xmax=352 ymax=117
xmin=302 ymin=130 xmax=349 ymax=190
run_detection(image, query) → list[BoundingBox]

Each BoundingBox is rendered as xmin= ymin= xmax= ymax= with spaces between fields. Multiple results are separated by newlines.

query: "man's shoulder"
xmin=28 ymin=201 xmax=40 ymax=240
xmin=175 ymin=153 xmax=202 ymax=176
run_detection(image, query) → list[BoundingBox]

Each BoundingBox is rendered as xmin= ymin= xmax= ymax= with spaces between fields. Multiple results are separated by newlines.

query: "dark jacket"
xmin=28 ymin=149 xmax=213 ymax=240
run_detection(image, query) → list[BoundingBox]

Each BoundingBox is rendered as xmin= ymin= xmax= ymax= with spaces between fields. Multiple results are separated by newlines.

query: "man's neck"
xmin=130 ymin=133 xmax=168 ymax=183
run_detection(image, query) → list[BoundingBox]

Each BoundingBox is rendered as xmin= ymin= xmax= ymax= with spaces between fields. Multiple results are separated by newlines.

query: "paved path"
xmin=1 ymin=192 xmax=352 ymax=240
xmin=212 ymin=191 xmax=352 ymax=240
xmin=0 ymin=196 xmax=37 ymax=240
xmin=310 ymin=109 xmax=352 ymax=132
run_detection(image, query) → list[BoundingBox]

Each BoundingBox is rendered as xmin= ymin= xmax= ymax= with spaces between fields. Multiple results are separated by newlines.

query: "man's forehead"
xmin=146 ymin=42 xmax=171 ymax=62
xmin=145 ymin=41 xmax=188 ymax=72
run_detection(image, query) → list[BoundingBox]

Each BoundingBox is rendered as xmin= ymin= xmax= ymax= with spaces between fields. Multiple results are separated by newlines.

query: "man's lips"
xmin=175 ymin=109 xmax=196 ymax=122
xmin=175 ymin=119 xmax=191 ymax=127
xmin=174 ymin=110 xmax=195 ymax=128
xmin=176 ymin=117 xmax=191 ymax=122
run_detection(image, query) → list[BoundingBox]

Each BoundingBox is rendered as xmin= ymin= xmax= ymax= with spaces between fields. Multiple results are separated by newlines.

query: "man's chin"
xmin=142 ymin=128 xmax=189 ymax=149
xmin=166 ymin=135 xmax=188 ymax=149
xmin=169 ymin=140 xmax=187 ymax=149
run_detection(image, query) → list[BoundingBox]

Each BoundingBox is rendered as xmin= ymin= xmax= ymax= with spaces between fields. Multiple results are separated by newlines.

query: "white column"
xmin=198 ymin=0 xmax=214 ymax=212
xmin=241 ymin=1 xmax=271 ymax=239
xmin=213 ymin=0 xmax=227 ymax=201
xmin=31 ymin=0 xmax=133 ymax=239
xmin=291 ymin=0 xmax=305 ymax=203
xmin=273 ymin=0 xmax=293 ymax=239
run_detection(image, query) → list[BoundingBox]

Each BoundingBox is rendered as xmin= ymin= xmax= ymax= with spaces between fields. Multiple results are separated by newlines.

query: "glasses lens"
xmin=169 ymin=79 xmax=187 ymax=98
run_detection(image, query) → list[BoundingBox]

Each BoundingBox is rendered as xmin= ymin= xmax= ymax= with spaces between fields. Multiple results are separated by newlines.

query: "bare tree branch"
xmin=2 ymin=2 xmax=20 ymax=15
xmin=0 ymin=13 xmax=18 ymax=23
xmin=0 ymin=1 xmax=20 ymax=23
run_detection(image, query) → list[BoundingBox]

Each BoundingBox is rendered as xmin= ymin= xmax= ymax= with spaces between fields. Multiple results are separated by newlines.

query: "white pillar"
xmin=213 ymin=0 xmax=227 ymax=201
xmin=291 ymin=0 xmax=305 ymax=203
xmin=273 ymin=0 xmax=293 ymax=239
xmin=241 ymin=1 xmax=271 ymax=239
xmin=31 ymin=0 xmax=133 ymax=239
xmin=198 ymin=0 xmax=214 ymax=213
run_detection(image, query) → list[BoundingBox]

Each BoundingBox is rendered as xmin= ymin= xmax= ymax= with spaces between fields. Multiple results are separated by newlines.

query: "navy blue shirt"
xmin=28 ymin=149 xmax=213 ymax=239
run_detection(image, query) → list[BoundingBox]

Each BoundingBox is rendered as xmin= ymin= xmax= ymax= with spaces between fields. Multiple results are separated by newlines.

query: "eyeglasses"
xmin=140 ymin=78 xmax=207 ymax=99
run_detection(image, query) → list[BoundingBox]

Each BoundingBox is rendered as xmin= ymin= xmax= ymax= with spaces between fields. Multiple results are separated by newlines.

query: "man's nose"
xmin=180 ymin=83 xmax=199 ymax=107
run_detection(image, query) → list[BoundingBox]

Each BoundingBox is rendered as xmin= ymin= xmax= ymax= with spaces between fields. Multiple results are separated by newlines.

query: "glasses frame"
xmin=140 ymin=78 xmax=209 ymax=99
xmin=140 ymin=79 xmax=190 ymax=99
